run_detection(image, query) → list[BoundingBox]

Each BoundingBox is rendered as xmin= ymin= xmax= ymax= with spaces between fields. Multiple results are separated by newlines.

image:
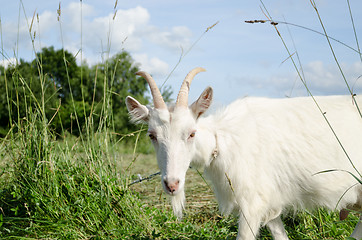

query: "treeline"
xmin=0 ymin=47 xmax=165 ymax=138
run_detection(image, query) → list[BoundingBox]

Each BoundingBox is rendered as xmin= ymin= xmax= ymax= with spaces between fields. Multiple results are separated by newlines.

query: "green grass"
xmin=0 ymin=124 xmax=238 ymax=239
xmin=0 ymin=124 xmax=359 ymax=239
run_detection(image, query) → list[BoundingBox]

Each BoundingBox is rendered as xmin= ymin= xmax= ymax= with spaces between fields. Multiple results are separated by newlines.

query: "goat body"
xmin=126 ymin=68 xmax=362 ymax=239
xmin=200 ymin=96 xmax=362 ymax=239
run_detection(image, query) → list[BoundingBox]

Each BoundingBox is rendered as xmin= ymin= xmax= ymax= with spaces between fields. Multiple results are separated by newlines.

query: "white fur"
xmin=126 ymin=93 xmax=362 ymax=240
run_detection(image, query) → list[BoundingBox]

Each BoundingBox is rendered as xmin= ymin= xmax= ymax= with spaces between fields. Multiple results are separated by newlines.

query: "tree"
xmin=0 ymin=58 xmax=59 ymax=137
xmin=0 ymin=47 xmax=171 ymax=139
xmin=0 ymin=65 xmax=9 ymax=136
xmin=38 ymin=47 xmax=151 ymax=137
xmin=38 ymin=46 xmax=79 ymax=101
xmin=34 ymin=47 xmax=91 ymax=135
xmin=92 ymin=52 xmax=149 ymax=135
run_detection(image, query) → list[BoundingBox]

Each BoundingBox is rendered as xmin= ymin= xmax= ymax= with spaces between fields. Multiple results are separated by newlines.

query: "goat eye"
xmin=188 ymin=132 xmax=196 ymax=139
xmin=148 ymin=133 xmax=157 ymax=141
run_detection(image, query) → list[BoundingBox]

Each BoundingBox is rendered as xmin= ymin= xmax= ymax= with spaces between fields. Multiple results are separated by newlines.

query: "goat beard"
xmin=171 ymin=189 xmax=185 ymax=220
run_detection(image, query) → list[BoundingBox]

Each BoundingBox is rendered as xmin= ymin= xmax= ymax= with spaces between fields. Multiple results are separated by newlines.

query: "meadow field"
xmin=0 ymin=119 xmax=360 ymax=239
xmin=0 ymin=68 xmax=359 ymax=239
xmin=1 ymin=0 xmax=362 ymax=239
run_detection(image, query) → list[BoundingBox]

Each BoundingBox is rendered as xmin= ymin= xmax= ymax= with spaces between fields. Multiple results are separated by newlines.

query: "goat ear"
xmin=125 ymin=96 xmax=149 ymax=123
xmin=190 ymin=87 xmax=213 ymax=119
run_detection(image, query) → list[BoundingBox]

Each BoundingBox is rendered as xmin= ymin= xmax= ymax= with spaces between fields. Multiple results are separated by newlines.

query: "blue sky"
xmin=1 ymin=0 xmax=362 ymax=104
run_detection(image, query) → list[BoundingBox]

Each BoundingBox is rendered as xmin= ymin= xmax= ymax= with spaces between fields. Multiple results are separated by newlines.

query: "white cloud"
xmin=270 ymin=61 xmax=362 ymax=97
xmin=38 ymin=10 xmax=57 ymax=33
xmin=74 ymin=5 xmax=150 ymax=53
xmin=57 ymin=3 xmax=191 ymax=73
xmin=0 ymin=57 xmax=17 ymax=68
xmin=230 ymin=60 xmax=362 ymax=98
xmin=55 ymin=4 xmax=193 ymax=61
xmin=302 ymin=61 xmax=362 ymax=95
xmin=1 ymin=19 xmax=30 ymax=52
xmin=146 ymin=25 xmax=193 ymax=51
xmin=133 ymin=53 xmax=169 ymax=77
xmin=1 ymin=2 xmax=193 ymax=72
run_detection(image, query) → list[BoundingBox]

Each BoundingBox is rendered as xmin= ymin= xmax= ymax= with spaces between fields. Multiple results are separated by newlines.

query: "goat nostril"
xmin=164 ymin=179 xmax=180 ymax=193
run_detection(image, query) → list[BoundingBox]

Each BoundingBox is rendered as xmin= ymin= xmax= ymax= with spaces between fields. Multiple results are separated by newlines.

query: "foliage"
xmin=0 ymin=47 xmax=155 ymax=138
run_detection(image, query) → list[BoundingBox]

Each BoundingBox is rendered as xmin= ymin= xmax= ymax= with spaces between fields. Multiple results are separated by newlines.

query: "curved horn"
xmin=136 ymin=71 xmax=167 ymax=109
xmin=176 ymin=67 xmax=206 ymax=108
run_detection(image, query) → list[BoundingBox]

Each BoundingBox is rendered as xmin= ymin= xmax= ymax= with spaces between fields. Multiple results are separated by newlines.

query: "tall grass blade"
xmin=346 ymin=0 xmax=362 ymax=62
xmin=259 ymin=0 xmax=362 ymax=180
xmin=309 ymin=0 xmax=362 ymax=118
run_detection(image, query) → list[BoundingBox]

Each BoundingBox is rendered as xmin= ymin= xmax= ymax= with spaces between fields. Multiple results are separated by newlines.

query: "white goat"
xmin=126 ymin=67 xmax=362 ymax=240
